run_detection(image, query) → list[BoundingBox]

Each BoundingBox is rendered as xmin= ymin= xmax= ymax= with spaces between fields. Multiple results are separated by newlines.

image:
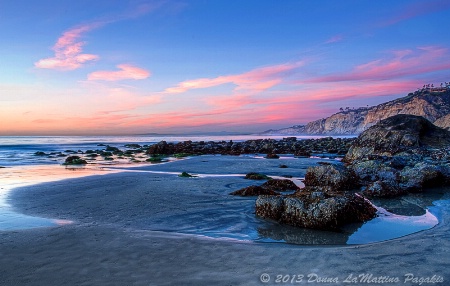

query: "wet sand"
xmin=1 ymin=156 xmax=449 ymax=285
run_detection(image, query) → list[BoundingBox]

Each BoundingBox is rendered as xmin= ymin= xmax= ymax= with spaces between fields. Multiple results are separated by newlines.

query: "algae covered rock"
xmin=63 ymin=156 xmax=87 ymax=165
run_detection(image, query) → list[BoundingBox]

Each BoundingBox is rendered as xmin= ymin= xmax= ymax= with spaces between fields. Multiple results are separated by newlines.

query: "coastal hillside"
xmin=262 ymin=87 xmax=450 ymax=135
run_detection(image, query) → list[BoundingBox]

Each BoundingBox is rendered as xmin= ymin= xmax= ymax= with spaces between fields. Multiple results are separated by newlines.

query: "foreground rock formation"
xmin=256 ymin=190 xmax=376 ymax=230
xmin=263 ymin=88 xmax=450 ymax=135
xmin=255 ymin=163 xmax=377 ymax=230
xmin=255 ymin=114 xmax=450 ymax=230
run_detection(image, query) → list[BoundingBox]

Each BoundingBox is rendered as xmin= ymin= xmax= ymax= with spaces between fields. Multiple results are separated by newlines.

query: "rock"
xmin=255 ymin=195 xmax=284 ymax=220
xmin=230 ymin=186 xmax=280 ymax=196
xmin=178 ymin=171 xmax=196 ymax=178
xmin=261 ymin=179 xmax=299 ymax=192
xmin=244 ymin=173 xmax=271 ymax=180
xmin=63 ymin=156 xmax=87 ymax=165
xmin=345 ymin=115 xmax=450 ymax=162
xmin=294 ymin=150 xmax=311 ymax=157
xmin=255 ymin=189 xmax=377 ymax=230
xmin=363 ymin=180 xmax=404 ymax=198
xmin=105 ymin=145 xmax=121 ymax=153
xmin=265 ymin=153 xmax=280 ymax=159
xmin=434 ymin=114 xmax=450 ymax=130
xmin=351 ymin=160 xmax=398 ymax=183
xmin=34 ymin=151 xmax=47 ymax=156
xmin=304 ymin=164 xmax=357 ymax=191
xmin=279 ymin=164 xmax=288 ymax=168
xmin=399 ymin=163 xmax=446 ymax=192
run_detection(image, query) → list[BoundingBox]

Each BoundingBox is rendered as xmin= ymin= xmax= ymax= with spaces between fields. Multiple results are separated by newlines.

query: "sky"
xmin=1 ymin=0 xmax=450 ymax=135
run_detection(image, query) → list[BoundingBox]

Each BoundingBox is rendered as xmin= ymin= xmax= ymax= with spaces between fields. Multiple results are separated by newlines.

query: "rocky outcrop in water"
xmin=255 ymin=114 xmax=450 ymax=230
xmin=255 ymin=188 xmax=376 ymax=230
xmin=344 ymin=115 xmax=450 ymax=197
xmin=255 ymin=164 xmax=376 ymax=230
xmin=263 ymin=89 xmax=450 ymax=135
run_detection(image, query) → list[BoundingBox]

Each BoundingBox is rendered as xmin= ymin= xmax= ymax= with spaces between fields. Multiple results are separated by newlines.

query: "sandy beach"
xmin=1 ymin=155 xmax=449 ymax=285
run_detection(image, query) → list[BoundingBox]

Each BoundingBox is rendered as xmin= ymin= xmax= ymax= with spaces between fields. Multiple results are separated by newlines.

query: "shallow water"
xmin=0 ymin=165 xmax=121 ymax=230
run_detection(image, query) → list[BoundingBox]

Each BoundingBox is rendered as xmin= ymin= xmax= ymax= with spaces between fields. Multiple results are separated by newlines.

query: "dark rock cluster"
xmin=145 ymin=137 xmax=354 ymax=157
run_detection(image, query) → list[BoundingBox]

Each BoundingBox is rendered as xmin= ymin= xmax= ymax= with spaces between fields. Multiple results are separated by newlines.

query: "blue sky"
xmin=1 ymin=0 xmax=450 ymax=135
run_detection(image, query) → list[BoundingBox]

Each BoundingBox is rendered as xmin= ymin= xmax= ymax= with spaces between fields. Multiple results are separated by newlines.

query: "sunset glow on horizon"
xmin=1 ymin=0 xmax=450 ymax=135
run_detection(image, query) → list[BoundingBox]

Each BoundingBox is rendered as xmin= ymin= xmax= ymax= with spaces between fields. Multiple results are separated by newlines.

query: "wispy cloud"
xmin=34 ymin=3 xmax=164 ymax=71
xmin=164 ymin=61 xmax=305 ymax=94
xmin=304 ymin=46 xmax=450 ymax=83
xmin=88 ymin=64 xmax=151 ymax=81
xmin=325 ymin=34 xmax=343 ymax=44
xmin=380 ymin=0 xmax=450 ymax=27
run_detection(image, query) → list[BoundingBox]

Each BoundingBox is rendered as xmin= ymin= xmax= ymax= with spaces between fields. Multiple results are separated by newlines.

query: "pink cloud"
xmin=164 ymin=61 xmax=305 ymax=94
xmin=87 ymin=64 xmax=151 ymax=81
xmin=35 ymin=22 xmax=103 ymax=70
xmin=380 ymin=0 xmax=450 ymax=27
xmin=305 ymin=47 xmax=450 ymax=83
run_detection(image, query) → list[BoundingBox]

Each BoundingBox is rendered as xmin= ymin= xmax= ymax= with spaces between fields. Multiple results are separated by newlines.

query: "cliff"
xmin=434 ymin=113 xmax=450 ymax=130
xmin=262 ymin=88 xmax=450 ymax=135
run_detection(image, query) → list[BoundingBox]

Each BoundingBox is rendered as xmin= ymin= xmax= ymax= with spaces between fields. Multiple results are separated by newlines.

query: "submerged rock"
xmin=244 ymin=173 xmax=272 ymax=180
xmin=178 ymin=171 xmax=196 ymax=178
xmin=230 ymin=186 xmax=280 ymax=197
xmin=265 ymin=153 xmax=280 ymax=159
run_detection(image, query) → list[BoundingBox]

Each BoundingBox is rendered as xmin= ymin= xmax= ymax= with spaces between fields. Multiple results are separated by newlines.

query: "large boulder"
xmin=256 ymin=188 xmax=377 ymax=230
xmin=345 ymin=114 xmax=450 ymax=162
